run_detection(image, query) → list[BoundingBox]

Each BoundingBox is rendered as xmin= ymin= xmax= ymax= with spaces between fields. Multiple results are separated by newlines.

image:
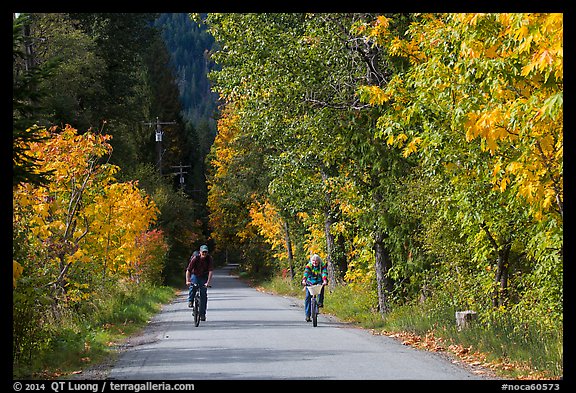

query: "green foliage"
xmin=204 ymin=12 xmax=562 ymax=376
xmin=13 ymin=282 xmax=175 ymax=379
xmin=324 ymin=283 xmax=382 ymax=328
xmin=13 ymin=14 xmax=58 ymax=186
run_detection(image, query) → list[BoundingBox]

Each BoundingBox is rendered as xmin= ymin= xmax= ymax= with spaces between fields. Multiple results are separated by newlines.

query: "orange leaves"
xmin=464 ymin=109 xmax=511 ymax=155
xmin=378 ymin=329 xmax=554 ymax=379
xmin=13 ymin=125 xmax=160 ymax=296
xmin=133 ymin=229 xmax=169 ymax=284
xmin=402 ymin=137 xmax=422 ymax=158
xmin=368 ymin=15 xmax=391 ymax=42
xmin=29 ymin=125 xmax=113 ymax=185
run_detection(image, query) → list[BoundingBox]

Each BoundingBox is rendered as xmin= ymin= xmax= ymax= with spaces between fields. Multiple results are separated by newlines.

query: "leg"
xmin=199 ymin=282 xmax=208 ymax=316
xmin=318 ymin=285 xmax=325 ymax=307
xmin=304 ymin=288 xmax=312 ymax=319
xmin=193 ymin=275 xmax=208 ymax=317
xmin=189 ymin=274 xmax=200 ymax=303
xmin=188 ymin=279 xmax=196 ymax=306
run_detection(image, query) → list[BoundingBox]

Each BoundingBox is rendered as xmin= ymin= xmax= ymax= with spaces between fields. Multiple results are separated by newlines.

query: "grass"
xmin=258 ymin=274 xmax=563 ymax=380
xmin=13 ymin=283 xmax=176 ymax=379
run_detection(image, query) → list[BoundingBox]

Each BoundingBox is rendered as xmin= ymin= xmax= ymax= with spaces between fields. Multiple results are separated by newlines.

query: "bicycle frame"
xmin=192 ymin=283 xmax=202 ymax=327
xmin=191 ymin=283 xmax=211 ymax=327
xmin=306 ymin=284 xmax=324 ymax=327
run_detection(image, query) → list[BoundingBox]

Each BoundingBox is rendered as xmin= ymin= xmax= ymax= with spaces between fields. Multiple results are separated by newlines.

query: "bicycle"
xmin=305 ymin=283 xmax=325 ymax=327
xmin=191 ymin=283 xmax=211 ymax=327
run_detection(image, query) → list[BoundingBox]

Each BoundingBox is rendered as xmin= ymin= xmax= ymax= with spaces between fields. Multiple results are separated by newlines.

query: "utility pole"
xmin=171 ymin=163 xmax=191 ymax=189
xmin=143 ymin=117 xmax=176 ymax=175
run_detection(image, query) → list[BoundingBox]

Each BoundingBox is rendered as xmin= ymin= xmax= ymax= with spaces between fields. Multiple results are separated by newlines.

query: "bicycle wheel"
xmin=193 ymin=289 xmax=201 ymax=327
xmin=311 ymin=297 xmax=318 ymax=327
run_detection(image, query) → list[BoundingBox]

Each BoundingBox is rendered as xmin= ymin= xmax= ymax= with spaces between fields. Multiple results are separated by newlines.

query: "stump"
xmin=455 ymin=310 xmax=477 ymax=330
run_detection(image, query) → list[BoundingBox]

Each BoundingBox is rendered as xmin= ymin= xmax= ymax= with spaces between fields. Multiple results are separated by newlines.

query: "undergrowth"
xmin=13 ymin=283 xmax=176 ymax=379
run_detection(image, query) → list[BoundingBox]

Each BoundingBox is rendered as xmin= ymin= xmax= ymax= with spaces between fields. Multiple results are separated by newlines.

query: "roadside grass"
xmin=13 ymin=284 xmax=176 ymax=379
xmin=259 ymin=275 xmax=562 ymax=380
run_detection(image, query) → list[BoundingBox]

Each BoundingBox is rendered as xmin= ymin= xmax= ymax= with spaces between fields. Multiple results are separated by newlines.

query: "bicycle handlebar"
xmin=190 ymin=283 xmax=212 ymax=288
xmin=303 ymin=281 xmax=326 ymax=286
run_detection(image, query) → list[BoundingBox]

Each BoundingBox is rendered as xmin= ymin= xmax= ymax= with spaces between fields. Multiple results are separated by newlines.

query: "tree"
xmin=13 ymin=13 xmax=58 ymax=187
xmin=357 ymin=13 xmax=562 ymax=323
xmin=201 ymin=13 xmax=417 ymax=310
xmin=13 ymin=126 xmax=161 ymax=304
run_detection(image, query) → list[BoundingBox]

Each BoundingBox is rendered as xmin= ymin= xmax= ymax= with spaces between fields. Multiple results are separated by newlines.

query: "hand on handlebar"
xmin=302 ymin=280 xmax=326 ymax=286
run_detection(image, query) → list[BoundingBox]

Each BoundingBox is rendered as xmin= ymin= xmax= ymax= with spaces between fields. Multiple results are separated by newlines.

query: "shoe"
xmin=188 ymin=301 xmax=193 ymax=308
xmin=200 ymin=315 xmax=206 ymax=321
xmin=306 ymin=317 xmax=311 ymax=322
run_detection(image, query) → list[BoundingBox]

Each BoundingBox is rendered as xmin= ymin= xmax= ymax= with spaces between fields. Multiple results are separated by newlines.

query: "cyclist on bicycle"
xmin=301 ymin=254 xmax=328 ymax=322
xmin=186 ymin=245 xmax=214 ymax=321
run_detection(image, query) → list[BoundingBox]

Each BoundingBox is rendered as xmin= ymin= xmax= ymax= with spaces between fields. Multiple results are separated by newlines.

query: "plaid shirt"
xmin=302 ymin=261 xmax=328 ymax=284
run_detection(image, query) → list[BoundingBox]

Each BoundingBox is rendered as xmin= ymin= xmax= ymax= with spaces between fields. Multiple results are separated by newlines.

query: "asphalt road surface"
xmin=108 ymin=265 xmax=487 ymax=380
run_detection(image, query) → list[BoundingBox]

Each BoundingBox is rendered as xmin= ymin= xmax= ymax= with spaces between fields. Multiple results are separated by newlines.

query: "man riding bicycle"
xmin=186 ymin=245 xmax=214 ymax=321
xmin=301 ymin=254 xmax=328 ymax=322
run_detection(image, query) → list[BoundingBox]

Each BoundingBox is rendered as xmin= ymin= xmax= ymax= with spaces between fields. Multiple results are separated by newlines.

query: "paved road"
xmin=108 ymin=265 xmax=486 ymax=380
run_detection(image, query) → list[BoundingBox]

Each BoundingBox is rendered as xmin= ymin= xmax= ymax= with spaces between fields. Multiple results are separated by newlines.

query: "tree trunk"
xmin=493 ymin=242 xmax=511 ymax=308
xmin=373 ymin=232 xmax=393 ymax=315
xmin=336 ymin=233 xmax=348 ymax=280
xmin=283 ymin=220 xmax=295 ymax=279
xmin=320 ymin=169 xmax=341 ymax=290
xmin=481 ymin=222 xmax=512 ymax=308
xmin=324 ymin=208 xmax=338 ymax=290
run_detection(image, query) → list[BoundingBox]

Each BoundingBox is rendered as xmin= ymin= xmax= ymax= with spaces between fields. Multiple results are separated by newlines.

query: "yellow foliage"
xmin=402 ymin=137 xmax=422 ymax=157
xmin=248 ymin=198 xmax=287 ymax=259
xmin=13 ymin=261 xmax=24 ymax=289
xmin=296 ymin=211 xmax=326 ymax=260
xmin=360 ymin=13 xmax=563 ymax=222
xmin=343 ymin=235 xmax=374 ymax=287
xmin=13 ymin=125 xmax=159 ymax=293
xmin=365 ymin=85 xmax=391 ymax=106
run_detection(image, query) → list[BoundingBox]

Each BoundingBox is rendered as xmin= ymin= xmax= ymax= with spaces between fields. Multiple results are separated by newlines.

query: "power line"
xmin=170 ymin=163 xmax=191 ymax=189
xmin=142 ymin=117 xmax=176 ymax=175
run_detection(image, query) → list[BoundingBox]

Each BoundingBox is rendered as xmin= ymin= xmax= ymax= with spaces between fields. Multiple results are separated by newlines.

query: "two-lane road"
xmin=108 ymin=265 xmax=487 ymax=380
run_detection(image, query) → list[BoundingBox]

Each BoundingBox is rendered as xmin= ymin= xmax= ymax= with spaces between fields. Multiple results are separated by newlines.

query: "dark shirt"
xmin=186 ymin=254 xmax=214 ymax=278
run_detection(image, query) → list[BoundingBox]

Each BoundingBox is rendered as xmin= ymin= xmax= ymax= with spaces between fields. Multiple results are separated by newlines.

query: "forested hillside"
xmin=154 ymin=13 xmax=218 ymax=135
xmin=153 ymin=13 xmax=220 ymax=236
